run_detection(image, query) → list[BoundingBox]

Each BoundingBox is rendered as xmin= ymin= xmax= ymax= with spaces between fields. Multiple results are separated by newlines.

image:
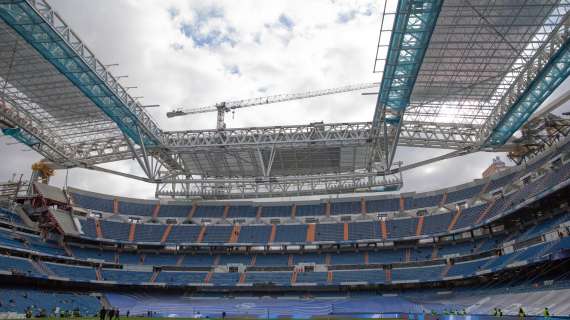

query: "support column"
xmin=448 ymin=206 xmax=462 ymax=231
xmin=476 ymin=199 xmax=496 ymax=224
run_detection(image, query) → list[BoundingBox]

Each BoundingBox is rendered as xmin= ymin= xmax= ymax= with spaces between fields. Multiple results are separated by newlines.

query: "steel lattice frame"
xmin=1 ymin=0 xmax=570 ymax=199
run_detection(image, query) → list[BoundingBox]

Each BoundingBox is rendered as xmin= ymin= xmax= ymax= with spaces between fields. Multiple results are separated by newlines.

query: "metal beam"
xmin=484 ymin=28 xmax=570 ymax=145
xmin=0 ymin=0 xmax=163 ymax=147
xmin=155 ymin=170 xmax=403 ymax=200
xmin=371 ymin=0 xmax=444 ymax=170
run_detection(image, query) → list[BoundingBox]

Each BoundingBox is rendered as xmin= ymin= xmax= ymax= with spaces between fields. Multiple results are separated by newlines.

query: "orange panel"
xmin=269 ymin=224 xmax=277 ymax=243
xmin=306 ymin=224 xmax=315 ymax=242
xmin=128 ymin=223 xmax=136 ymax=242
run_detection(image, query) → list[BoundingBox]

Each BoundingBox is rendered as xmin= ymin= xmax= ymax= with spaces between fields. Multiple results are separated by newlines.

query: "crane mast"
xmin=167 ymin=82 xmax=380 ymax=129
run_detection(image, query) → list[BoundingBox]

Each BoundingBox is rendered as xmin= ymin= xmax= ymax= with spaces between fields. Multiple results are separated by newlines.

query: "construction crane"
xmin=167 ymin=82 xmax=380 ymax=129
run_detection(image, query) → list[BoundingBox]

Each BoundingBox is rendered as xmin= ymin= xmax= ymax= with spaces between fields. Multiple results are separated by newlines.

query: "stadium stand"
xmin=0 ymin=288 xmax=100 ymax=316
xmin=4 ymin=1 xmax=570 ymax=317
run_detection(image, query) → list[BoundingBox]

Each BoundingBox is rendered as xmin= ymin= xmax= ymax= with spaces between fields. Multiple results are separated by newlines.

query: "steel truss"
xmin=1 ymin=0 xmax=570 ymax=199
xmin=155 ymin=170 xmax=403 ymax=200
xmin=162 ymin=121 xmax=478 ymax=149
xmin=374 ymin=0 xmax=570 ymax=167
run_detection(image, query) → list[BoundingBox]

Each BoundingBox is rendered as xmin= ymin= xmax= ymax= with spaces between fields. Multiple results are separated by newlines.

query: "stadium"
xmin=1 ymin=0 xmax=570 ymax=318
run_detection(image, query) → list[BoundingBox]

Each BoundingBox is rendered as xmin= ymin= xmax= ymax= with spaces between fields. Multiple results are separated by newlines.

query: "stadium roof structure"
xmin=1 ymin=0 xmax=570 ymax=199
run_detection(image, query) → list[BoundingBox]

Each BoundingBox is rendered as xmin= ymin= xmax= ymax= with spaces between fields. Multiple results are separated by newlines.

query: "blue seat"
xmin=156 ymin=271 xmax=207 ymax=284
xmin=46 ymin=262 xmax=96 ymax=281
xmin=101 ymin=269 xmax=152 ymax=284
xmin=246 ymin=272 xmax=291 ymax=285
xmin=274 ymin=224 xmax=307 ymax=243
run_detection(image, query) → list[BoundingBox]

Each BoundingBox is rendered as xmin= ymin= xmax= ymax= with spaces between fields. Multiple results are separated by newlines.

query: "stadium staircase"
xmin=291 ymin=204 xmax=297 ymax=219
xmin=204 ymin=271 xmax=213 ymax=284
xmin=197 ymin=225 xmax=206 ymax=243
xmin=364 ymin=251 xmax=369 ymax=265
xmin=288 ymin=255 xmax=294 ymax=267
xmin=128 ymin=223 xmax=136 ymax=242
xmin=441 ymin=264 xmax=452 ymax=278
xmin=152 ymin=203 xmax=160 ymax=219
xmin=404 ymin=248 xmax=411 ymax=263
xmin=381 ymin=220 xmax=388 ymax=239
xmin=60 ymin=240 xmax=74 ymax=257
xmin=187 ymin=203 xmax=197 ymax=220
xmin=479 ymin=179 xmax=492 ymax=198
xmin=416 ymin=216 xmax=424 ymax=236
xmin=150 ymin=270 xmax=160 ymax=283
xmin=160 ymin=224 xmax=173 ymax=243
xmin=385 ymin=269 xmax=392 ymax=282
xmin=239 ymin=273 xmax=246 ymax=284
xmin=229 ymin=225 xmax=240 ymax=243
xmin=400 ymin=196 xmax=405 ymax=212
xmin=448 ymin=206 xmax=462 ymax=231
xmin=250 ymin=255 xmax=256 ymax=266
xmin=176 ymin=255 xmax=184 ymax=266
xmin=95 ymin=220 xmax=103 ymax=238
xmin=222 ymin=205 xmax=230 ymax=219
xmin=306 ymin=224 xmax=315 ymax=242
xmin=326 ymin=202 xmax=331 ymax=217
xmin=213 ymin=255 xmax=221 ymax=267
xmin=361 ymin=197 xmax=367 ymax=214
xmin=476 ymin=199 xmax=496 ymax=224
xmin=256 ymin=207 xmax=262 ymax=219
xmin=327 ymin=271 xmax=333 ymax=284
xmin=95 ymin=267 xmax=103 ymax=281
xmin=32 ymin=259 xmax=54 ymax=277
xmin=290 ymin=271 xmax=297 ymax=285
xmin=113 ymin=198 xmax=119 ymax=214
xmin=440 ymin=192 xmax=448 ymax=207
xmin=431 ymin=247 xmax=438 ymax=260
xmin=269 ymin=224 xmax=276 ymax=242
xmin=343 ymin=223 xmax=349 ymax=241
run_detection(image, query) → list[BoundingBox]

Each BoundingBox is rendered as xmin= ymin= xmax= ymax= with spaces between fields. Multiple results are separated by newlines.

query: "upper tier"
xmin=66 ymin=138 xmax=570 ymax=221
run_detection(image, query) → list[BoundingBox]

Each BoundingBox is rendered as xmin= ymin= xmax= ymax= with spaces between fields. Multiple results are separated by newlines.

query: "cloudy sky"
xmin=1 ymin=0 xmax=569 ymax=200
